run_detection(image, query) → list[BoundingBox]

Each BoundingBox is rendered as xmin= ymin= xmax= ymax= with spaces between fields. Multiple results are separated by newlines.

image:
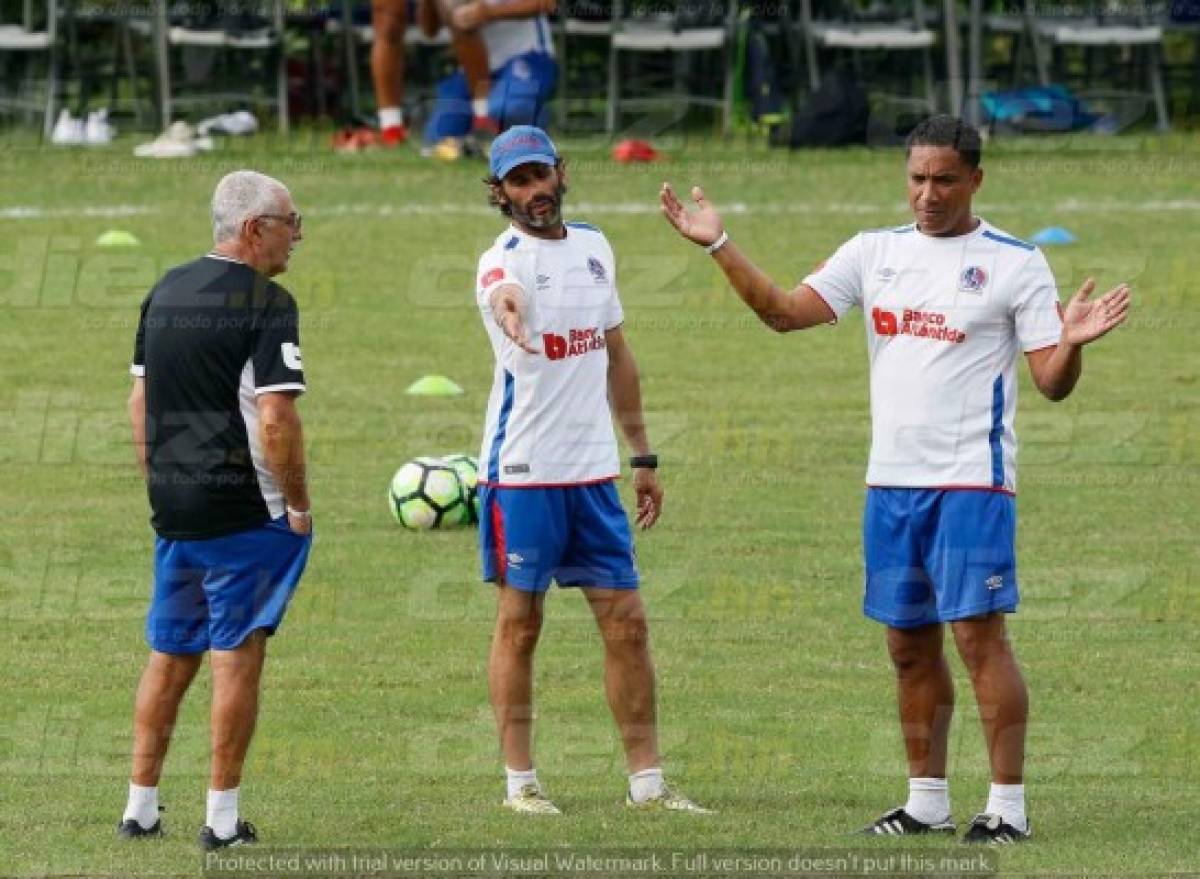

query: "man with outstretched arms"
xmin=660 ymin=115 xmax=1130 ymax=843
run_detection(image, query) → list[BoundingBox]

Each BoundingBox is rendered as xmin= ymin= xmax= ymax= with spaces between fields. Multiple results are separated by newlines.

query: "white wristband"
xmin=704 ymin=230 xmax=729 ymax=254
xmin=286 ymin=505 xmax=311 ymax=519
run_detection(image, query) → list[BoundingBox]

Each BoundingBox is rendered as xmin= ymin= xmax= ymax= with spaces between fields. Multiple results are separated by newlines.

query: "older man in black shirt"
xmin=119 ymin=170 xmax=312 ymax=850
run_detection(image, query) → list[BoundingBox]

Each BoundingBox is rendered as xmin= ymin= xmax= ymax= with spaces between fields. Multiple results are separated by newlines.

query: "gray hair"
xmin=211 ymin=170 xmax=290 ymax=243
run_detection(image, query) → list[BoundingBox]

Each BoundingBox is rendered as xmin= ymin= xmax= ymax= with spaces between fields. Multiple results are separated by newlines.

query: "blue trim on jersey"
xmin=983 ymin=230 xmax=1035 ymax=251
xmin=864 ymin=223 xmax=915 ymax=234
xmin=989 ymin=374 xmax=1005 ymax=487
xmin=566 ymin=221 xmax=599 ymax=232
xmin=488 ymin=370 xmax=515 ymax=483
xmin=504 ymin=235 xmax=519 ymax=250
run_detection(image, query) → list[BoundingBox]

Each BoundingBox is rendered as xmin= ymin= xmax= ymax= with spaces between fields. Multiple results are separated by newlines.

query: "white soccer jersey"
xmin=803 ymin=218 xmax=1063 ymax=493
xmin=477 ymin=222 xmax=625 ymax=487
xmin=482 ymin=0 xmax=554 ymax=71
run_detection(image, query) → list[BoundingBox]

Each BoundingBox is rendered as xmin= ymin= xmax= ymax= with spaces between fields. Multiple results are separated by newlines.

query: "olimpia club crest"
xmin=587 ymin=256 xmax=607 ymax=283
xmin=959 ymin=266 xmax=988 ymax=293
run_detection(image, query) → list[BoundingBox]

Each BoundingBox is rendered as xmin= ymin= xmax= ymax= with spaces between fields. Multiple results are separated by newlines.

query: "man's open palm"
xmin=1062 ymin=278 xmax=1130 ymax=346
xmin=660 ymin=183 xmax=723 ymax=248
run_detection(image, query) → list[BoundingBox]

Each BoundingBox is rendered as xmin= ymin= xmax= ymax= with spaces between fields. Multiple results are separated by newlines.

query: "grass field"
xmin=1 ymin=128 xmax=1197 ymax=878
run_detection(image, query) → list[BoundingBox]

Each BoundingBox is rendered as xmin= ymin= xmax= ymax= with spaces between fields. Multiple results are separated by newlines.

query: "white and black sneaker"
xmin=199 ymin=820 xmax=258 ymax=850
xmin=116 ymin=815 xmax=163 ymax=839
xmin=961 ymin=812 xmax=1030 ymax=844
xmin=861 ymin=806 xmax=956 ymax=836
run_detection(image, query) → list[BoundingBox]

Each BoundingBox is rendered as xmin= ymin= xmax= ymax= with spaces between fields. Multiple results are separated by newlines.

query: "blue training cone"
xmin=1030 ymin=226 xmax=1077 ymax=246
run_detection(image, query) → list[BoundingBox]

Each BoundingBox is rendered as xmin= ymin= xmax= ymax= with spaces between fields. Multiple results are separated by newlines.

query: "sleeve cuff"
xmin=1022 ymin=339 xmax=1061 ymax=354
xmin=482 ymin=277 xmax=525 ymax=302
xmin=255 ymin=382 xmax=306 ymax=395
xmin=130 ymin=364 xmax=145 ymax=377
xmin=801 ymin=280 xmax=843 ymax=325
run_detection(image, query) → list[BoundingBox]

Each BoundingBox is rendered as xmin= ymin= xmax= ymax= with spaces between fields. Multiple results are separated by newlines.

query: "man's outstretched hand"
xmin=660 ymin=182 xmax=724 ymax=248
xmin=492 ymin=287 xmax=540 ymax=354
xmin=1062 ymin=278 xmax=1131 ymax=347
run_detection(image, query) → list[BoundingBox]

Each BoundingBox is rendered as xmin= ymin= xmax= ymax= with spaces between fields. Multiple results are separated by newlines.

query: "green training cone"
xmin=405 ymin=375 xmax=464 ymax=396
xmin=95 ymin=230 xmax=141 ymax=247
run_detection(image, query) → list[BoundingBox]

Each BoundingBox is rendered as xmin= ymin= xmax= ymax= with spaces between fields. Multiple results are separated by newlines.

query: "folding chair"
xmin=1028 ymin=0 xmax=1169 ymax=131
xmin=59 ymin=2 xmax=159 ymax=129
xmin=1162 ymin=0 xmax=1200 ymax=113
xmin=605 ymin=0 xmax=737 ymax=136
xmin=152 ymin=0 xmax=289 ymax=133
xmin=555 ymin=0 xmax=612 ymax=131
xmin=0 ymin=0 xmax=59 ymax=137
xmin=798 ymin=0 xmax=938 ymax=113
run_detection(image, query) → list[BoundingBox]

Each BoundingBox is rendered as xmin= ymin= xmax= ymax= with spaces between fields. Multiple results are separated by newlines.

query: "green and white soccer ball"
xmin=388 ymin=457 xmax=469 ymax=530
xmin=442 ymin=453 xmax=480 ymax=524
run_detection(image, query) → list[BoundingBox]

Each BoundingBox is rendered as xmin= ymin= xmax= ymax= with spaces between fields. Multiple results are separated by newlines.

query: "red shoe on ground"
xmin=612 ymin=138 xmax=660 ymax=163
xmin=380 ymin=124 xmax=408 ymax=146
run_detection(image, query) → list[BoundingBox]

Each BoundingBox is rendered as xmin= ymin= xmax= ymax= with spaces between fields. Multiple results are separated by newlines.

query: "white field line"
xmin=0 ymin=205 xmax=156 ymax=219
xmin=3 ymin=199 xmax=1200 ymax=221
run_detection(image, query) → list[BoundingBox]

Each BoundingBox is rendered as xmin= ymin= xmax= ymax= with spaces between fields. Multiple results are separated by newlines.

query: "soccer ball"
xmin=442 ymin=454 xmax=480 ymax=524
xmin=388 ymin=457 xmax=469 ymax=530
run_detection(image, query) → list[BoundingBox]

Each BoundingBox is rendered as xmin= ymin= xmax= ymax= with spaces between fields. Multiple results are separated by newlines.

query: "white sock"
xmin=206 ymin=787 xmax=239 ymax=839
xmin=122 ymin=782 xmax=159 ymax=830
xmin=378 ymin=106 xmax=403 ymax=129
xmin=904 ymin=776 xmax=950 ymax=824
xmin=628 ymin=767 xmax=666 ymax=803
xmin=985 ymin=783 xmax=1027 ymax=832
xmin=472 ymin=97 xmax=489 ymax=119
xmin=505 ymin=767 xmax=539 ymax=800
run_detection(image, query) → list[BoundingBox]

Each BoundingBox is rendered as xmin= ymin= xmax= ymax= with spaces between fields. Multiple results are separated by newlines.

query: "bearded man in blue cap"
xmin=472 ymin=126 xmax=710 ymax=815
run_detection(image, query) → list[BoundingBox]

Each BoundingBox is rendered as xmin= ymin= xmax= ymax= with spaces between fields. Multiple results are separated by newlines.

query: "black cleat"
xmin=861 ymin=806 xmax=956 ymax=836
xmin=199 ymin=820 xmax=258 ymax=850
xmin=116 ymin=818 xmax=163 ymax=839
xmin=961 ymin=812 xmax=1031 ymax=844
xmin=117 ymin=805 xmax=164 ymax=839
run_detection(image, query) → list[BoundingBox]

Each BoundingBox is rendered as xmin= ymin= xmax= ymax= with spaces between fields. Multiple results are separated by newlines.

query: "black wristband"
xmin=629 ymin=454 xmax=658 ymax=470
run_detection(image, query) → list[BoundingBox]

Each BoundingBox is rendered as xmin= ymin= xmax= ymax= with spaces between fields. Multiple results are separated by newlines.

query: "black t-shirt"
xmin=131 ymin=255 xmax=306 ymax=539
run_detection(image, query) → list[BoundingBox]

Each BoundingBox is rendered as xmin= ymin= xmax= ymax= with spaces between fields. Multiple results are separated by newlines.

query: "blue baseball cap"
xmin=489 ymin=125 xmax=559 ymax=180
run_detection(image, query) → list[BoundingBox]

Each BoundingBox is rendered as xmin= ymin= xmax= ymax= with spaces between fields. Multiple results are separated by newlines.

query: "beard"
xmin=509 ymin=182 xmax=567 ymax=230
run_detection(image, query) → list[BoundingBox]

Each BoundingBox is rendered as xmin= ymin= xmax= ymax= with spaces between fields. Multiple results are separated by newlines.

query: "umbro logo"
xmin=536 ymin=274 xmax=551 ymax=290
xmin=876 ymin=267 xmax=897 ymax=281
xmin=507 ymin=552 xmax=524 ymax=567
xmin=985 ymin=574 xmax=1004 ymax=591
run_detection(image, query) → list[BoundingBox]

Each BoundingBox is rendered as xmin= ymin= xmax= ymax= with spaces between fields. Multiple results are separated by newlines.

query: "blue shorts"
xmin=479 ymin=481 xmax=639 ymax=593
xmin=863 ymin=488 xmax=1019 ymax=628
xmin=424 ymin=51 xmax=558 ymax=143
xmin=146 ymin=515 xmax=312 ymax=654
